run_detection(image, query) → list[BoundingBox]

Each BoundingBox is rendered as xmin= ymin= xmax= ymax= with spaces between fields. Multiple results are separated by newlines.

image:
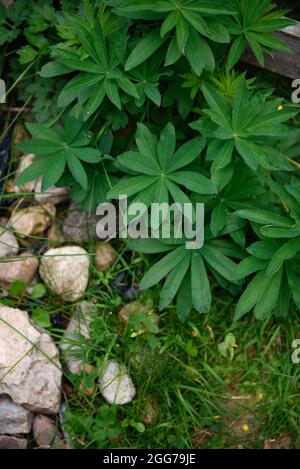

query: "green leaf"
xmin=25 ymin=123 xmax=62 ymax=142
xmin=181 ymin=9 xmax=208 ymax=35
xmin=235 ymin=256 xmax=269 ymax=280
xmin=32 ymin=309 xmax=51 ymax=328
xmin=202 ymin=83 xmax=232 ymax=130
xmin=144 ymin=84 xmax=161 ymax=106
xmin=140 ymin=245 xmax=186 ymax=289
xmin=176 ymin=14 xmax=189 ymax=53
xmin=159 ymin=253 xmax=191 ymax=310
xmin=232 ymin=79 xmax=249 ymax=130
xmin=247 ymin=240 xmax=279 ymax=259
xmin=135 ymin=123 xmax=157 ymax=159
xmin=234 ymin=270 xmax=267 ymax=320
xmin=30 ymin=283 xmax=47 ymax=299
xmin=186 ymin=340 xmax=198 ymax=357
xmin=160 ymin=11 xmax=177 ymax=37
xmin=157 ymin=122 xmax=176 ymax=170
xmin=254 ymin=268 xmax=282 ymax=320
xmin=129 ymin=238 xmax=174 ymax=254
xmin=166 ymin=179 xmax=194 ymax=209
xmin=154 ymin=178 xmax=169 ymax=204
xmin=118 ymin=151 xmax=160 ymax=175
xmin=226 ymin=35 xmax=245 ymax=70
xmin=266 ymin=238 xmax=300 ymax=277
xmin=286 ymin=264 xmax=300 ymax=309
xmin=191 ymin=253 xmax=211 ymax=313
xmin=169 ymin=137 xmax=205 ymax=172
xmin=234 ymin=209 xmax=294 ymax=228
xmin=39 ymin=59 xmax=70 ymax=76
xmin=66 ymin=153 xmax=88 ymax=190
xmin=17 ymin=139 xmax=64 ymax=156
xmin=125 ymin=28 xmax=165 ymax=71
xmin=245 ymin=31 xmax=265 ymax=65
xmin=255 ymin=31 xmax=291 ymax=52
xmin=165 ymin=34 xmax=181 ymax=66
xmin=176 ymin=269 xmax=192 ymax=322
xmin=104 ymin=78 xmax=121 ymax=109
xmin=108 ymin=175 xmax=158 ymax=199
xmin=117 ymin=76 xmax=139 ymax=99
xmin=83 ymin=84 xmax=105 ymax=120
xmin=16 ymin=154 xmax=66 ymax=190
xmin=168 ymin=171 xmax=216 ymax=194
xmin=18 ymin=45 xmax=38 ymax=65
xmin=71 ymin=147 xmax=102 ymax=163
xmin=188 ymin=0 xmax=237 ymax=15
xmin=210 ymin=203 xmax=226 ymax=237
xmin=235 ymin=139 xmax=262 ymax=171
xmin=202 ymin=244 xmax=238 ymax=284
xmin=260 ymin=226 xmax=300 ymax=239
xmin=58 ymin=73 xmax=101 ymax=105
xmin=9 ymin=280 xmax=27 ymax=297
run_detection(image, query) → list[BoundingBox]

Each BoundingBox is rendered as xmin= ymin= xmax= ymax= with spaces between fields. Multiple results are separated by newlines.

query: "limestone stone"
xmin=0 ymin=227 xmax=19 ymax=258
xmin=39 ymin=246 xmax=90 ymax=302
xmin=0 ymin=396 xmax=32 ymax=434
xmin=9 ymin=203 xmax=56 ymax=239
xmin=99 ymin=359 xmax=136 ymax=405
xmin=0 ymin=252 xmax=38 ymax=289
xmin=0 ymin=305 xmax=62 ymax=413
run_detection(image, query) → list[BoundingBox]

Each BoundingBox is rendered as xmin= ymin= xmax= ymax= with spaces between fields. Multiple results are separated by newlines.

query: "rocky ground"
xmin=0 ymin=150 xmax=139 ymax=449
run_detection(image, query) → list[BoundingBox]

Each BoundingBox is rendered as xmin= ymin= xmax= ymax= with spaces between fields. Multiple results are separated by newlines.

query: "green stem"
xmin=0 ymin=95 xmax=32 ymax=142
xmin=6 ymin=58 xmax=38 ymax=98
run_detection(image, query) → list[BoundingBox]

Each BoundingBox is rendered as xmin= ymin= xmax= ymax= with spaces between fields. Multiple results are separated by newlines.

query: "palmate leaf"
xmin=108 ymin=122 xmax=215 ymax=207
xmin=136 ymin=236 xmax=241 ymax=320
xmin=116 ymin=0 xmax=235 ymax=72
xmin=45 ymin=16 xmax=138 ymax=118
xmin=140 ymin=245 xmax=187 ymax=289
xmin=234 ymin=230 xmax=300 ymax=320
xmin=16 ymin=153 xmax=66 ymax=191
xmin=226 ymin=0 xmax=295 ymax=69
xmin=16 ymin=117 xmax=102 ymax=191
xmin=198 ymin=77 xmax=298 ymax=173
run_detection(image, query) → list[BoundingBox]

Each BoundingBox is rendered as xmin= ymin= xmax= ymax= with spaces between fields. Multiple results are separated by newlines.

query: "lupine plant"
xmin=9 ymin=0 xmax=300 ymax=321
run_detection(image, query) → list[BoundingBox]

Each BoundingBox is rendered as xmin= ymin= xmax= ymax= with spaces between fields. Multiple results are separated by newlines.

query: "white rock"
xmin=0 ymin=252 xmax=39 ymax=290
xmin=60 ymin=302 xmax=94 ymax=374
xmin=0 ymin=227 xmax=19 ymax=258
xmin=9 ymin=203 xmax=56 ymax=239
xmin=14 ymin=153 xmax=37 ymax=193
xmin=39 ymin=246 xmax=90 ymax=302
xmin=0 ymin=396 xmax=32 ymax=434
xmin=99 ymin=359 xmax=136 ymax=405
xmin=0 ymin=305 xmax=62 ymax=413
xmin=34 ymin=179 xmax=69 ymax=205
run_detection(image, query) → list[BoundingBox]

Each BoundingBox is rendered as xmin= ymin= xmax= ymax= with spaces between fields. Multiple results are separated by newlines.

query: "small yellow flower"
xmin=277 ymin=105 xmax=284 ymax=111
xmin=242 ymin=423 xmax=250 ymax=432
xmin=213 ymin=415 xmax=221 ymax=420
